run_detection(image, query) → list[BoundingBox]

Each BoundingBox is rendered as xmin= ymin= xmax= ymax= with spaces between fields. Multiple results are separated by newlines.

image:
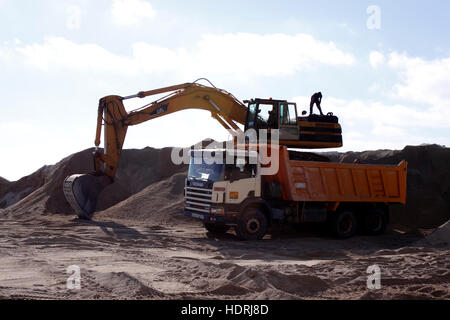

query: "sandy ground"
xmin=1 ymin=144 xmax=448 ymax=300
xmin=0 ymin=212 xmax=448 ymax=300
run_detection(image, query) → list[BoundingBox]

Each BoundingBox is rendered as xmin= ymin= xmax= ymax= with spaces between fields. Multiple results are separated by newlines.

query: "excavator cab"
xmin=244 ymin=98 xmax=343 ymax=149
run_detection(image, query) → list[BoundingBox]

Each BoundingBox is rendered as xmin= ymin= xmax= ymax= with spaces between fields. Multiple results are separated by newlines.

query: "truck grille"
xmin=184 ymin=186 xmax=213 ymax=213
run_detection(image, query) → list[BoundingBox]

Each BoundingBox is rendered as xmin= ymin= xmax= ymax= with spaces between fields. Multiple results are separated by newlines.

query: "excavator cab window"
xmin=278 ymin=102 xmax=299 ymax=141
xmin=280 ymin=103 xmax=297 ymax=126
xmin=245 ymin=100 xmax=278 ymax=131
xmin=257 ymin=103 xmax=275 ymax=128
xmin=247 ymin=103 xmax=258 ymax=129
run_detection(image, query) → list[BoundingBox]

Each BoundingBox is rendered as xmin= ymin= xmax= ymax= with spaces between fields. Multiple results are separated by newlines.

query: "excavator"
xmin=63 ymin=79 xmax=343 ymax=220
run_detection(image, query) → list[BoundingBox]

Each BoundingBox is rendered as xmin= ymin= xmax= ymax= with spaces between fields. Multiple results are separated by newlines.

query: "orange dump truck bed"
xmin=275 ymin=147 xmax=407 ymax=204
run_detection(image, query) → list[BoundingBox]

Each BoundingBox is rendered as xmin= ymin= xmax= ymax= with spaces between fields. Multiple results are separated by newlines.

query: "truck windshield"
xmin=188 ymin=157 xmax=225 ymax=182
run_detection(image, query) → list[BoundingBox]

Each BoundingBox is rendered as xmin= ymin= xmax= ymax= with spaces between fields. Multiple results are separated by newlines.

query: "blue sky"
xmin=1 ymin=0 xmax=449 ymax=180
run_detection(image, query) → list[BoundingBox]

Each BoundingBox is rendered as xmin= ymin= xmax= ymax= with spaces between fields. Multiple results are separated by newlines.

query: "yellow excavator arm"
xmin=63 ymin=80 xmax=248 ymax=219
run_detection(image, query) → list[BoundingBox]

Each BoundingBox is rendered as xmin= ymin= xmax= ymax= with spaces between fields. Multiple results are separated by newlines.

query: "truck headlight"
xmin=210 ymin=207 xmax=225 ymax=215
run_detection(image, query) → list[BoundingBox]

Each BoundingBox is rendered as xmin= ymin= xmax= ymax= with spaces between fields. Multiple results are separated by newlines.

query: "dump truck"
xmin=184 ymin=145 xmax=407 ymax=240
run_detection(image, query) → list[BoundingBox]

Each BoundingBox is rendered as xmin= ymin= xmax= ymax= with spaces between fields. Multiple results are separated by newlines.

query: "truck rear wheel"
xmin=331 ymin=210 xmax=357 ymax=239
xmin=235 ymin=208 xmax=268 ymax=241
xmin=363 ymin=208 xmax=387 ymax=236
xmin=204 ymin=223 xmax=230 ymax=234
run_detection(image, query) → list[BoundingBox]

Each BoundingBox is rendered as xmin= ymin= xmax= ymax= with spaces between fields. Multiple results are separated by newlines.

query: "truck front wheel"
xmin=331 ymin=210 xmax=357 ymax=239
xmin=235 ymin=208 xmax=268 ymax=241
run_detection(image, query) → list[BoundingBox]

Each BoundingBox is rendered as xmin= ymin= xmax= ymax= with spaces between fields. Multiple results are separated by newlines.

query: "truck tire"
xmin=363 ymin=208 xmax=387 ymax=236
xmin=235 ymin=208 xmax=268 ymax=241
xmin=204 ymin=223 xmax=230 ymax=234
xmin=331 ymin=210 xmax=357 ymax=239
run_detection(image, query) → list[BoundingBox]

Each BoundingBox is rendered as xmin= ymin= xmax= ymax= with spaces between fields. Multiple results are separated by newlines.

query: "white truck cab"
xmin=184 ymin=148 xmax=267 ymax=239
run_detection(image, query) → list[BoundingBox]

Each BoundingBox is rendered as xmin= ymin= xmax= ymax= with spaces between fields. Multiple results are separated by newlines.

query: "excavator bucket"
xmin=63 ymin=174 xmax=111 ymax=220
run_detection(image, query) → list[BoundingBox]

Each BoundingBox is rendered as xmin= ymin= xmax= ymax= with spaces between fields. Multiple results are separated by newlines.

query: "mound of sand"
xmin=89 ymin=271 xmax=164 ymax=298
xmin=98 ymin=172 xmax=193 ymax=225
xmin=0 ymin=168 xmax=51 ymax=209
xmin=418 ymin=221 xmax=450 ymax=247
xmin=0 ymin=176 xmax=9 ymax=185
xmin=3 ymin=147 xmax=187 ymax=217
xmin=0 ymin=177 xmax=9 ymax=200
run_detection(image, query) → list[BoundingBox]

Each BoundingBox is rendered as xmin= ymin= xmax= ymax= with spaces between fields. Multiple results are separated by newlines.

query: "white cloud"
xmin=368 ymin=82 xmax=381 ymax=93
xmin=369 ymin=50 xmax=385 ymax=68
xmin=14 ymin=37 xmax=133 ymax=73
xmin=2 ymin=33 xmax=356 ymax=78
xmin=324 ymin=97 xmax=449 ymax=128
xmin=190 ymin=33 xmax=356 ymax=76
xmin=371 ymin=125 xmax=405 ymax=137
xmin=111 ymin=0 xmax=156 ymax=26
xmin=388 ymin=52 xmax=450 ymax=110
xmin=66 ymin=5 xmax=81 ymax=30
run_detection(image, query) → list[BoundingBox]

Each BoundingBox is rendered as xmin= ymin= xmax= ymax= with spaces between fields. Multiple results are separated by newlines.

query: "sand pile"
xmin=3 ymin=147 xmax=187 ymax=217
xmin=94 ymin=147 xmax=187 ymax=211
xmin=418 ymin=221 xmax=450 ymax=247
xmin=98 ymin=172 xmax=193 ymax=225
xmin=0 ymin=177 xmax=10 ymax=200
xmin=3 ymin=148 xmax=96 ymax=216
xmin=0 ymin=167 xmax=51 ymax=209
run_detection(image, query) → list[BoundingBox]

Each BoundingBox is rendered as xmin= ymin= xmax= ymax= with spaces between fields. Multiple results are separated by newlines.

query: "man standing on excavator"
xmin=310 ymin=92 xmax=324 ymax=116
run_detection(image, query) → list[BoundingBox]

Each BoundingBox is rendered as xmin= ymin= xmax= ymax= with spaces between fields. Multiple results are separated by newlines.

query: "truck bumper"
xmin=183 ymin=209 xmax=237 ymax=225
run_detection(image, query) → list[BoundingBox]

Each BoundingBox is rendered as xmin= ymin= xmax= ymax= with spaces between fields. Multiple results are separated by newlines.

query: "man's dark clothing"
xmin=310 ymin=92 xmax=324 ymax=116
